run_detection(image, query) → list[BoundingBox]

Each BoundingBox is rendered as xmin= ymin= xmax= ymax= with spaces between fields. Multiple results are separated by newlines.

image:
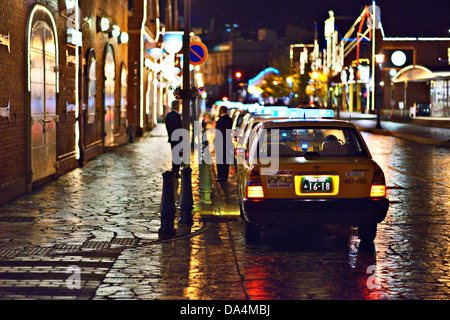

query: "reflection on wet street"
xmin=221 ymin=132 xmax=450 ymax=300
xmin=358 ymin=132 xmax=450 ymax=299
xmin=98 ymin=131 xmax=450 ymax=300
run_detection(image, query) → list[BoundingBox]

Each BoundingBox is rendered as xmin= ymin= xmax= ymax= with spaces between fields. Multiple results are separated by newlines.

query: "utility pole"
xmin=182 ymin=0 xmax=190 ymax=137
xmin=371 ymin=0 xmax=382 ymax=129
xmin=179 ymin=0 xmax=193 ymax=225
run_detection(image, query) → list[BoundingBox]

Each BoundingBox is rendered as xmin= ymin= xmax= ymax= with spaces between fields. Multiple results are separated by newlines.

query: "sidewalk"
xmin=338 ymin=111 xmax=450 ymax=148
xmin=0 ymin=124 xmax=210 ymax=299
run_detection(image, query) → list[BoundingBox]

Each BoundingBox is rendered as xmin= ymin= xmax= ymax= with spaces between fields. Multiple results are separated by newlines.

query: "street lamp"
xmin=163 ymin=31 xmax=184 ymax=54
xmin=180 ymin=0 xmax=193 ymax=226
xmin=374 ymin=53 xmax=384 ymax=129
xmin=162 ymin=32 xmax=183 ymax=81
xmin=375 ymin=53 xmax=385 ymax=65
xmin=286 ymin=77 xmax=293 ymax=86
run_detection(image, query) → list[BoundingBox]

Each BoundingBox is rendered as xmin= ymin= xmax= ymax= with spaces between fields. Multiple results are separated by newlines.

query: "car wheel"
xmin=358 ymin=224 xmax=377 ymax=241
xmin=245 ymin=221 xmax=261 ymax=244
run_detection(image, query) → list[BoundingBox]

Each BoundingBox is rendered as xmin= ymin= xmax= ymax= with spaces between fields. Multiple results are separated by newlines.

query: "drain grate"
xmin=0 ymin=249 xmax=22 ymax=258
xmin=111 ymin=238 xmax=138 ymax=246
xmin=0 ymin=216 xmax=36 ymax=223
xmin=82 ymin=241 xmax=110 ymax=250
xmin=52 ymin=244 xmax=82 ymax=252
xmin=0 ymin=238 xmax=140 ymax=259
xmin=20 ymin=247 xmax=53 ymax=255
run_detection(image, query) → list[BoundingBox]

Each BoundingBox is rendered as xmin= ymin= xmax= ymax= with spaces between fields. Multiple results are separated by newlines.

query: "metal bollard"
xmin=199 ymin=145 xmax=212 ymax=204
xmin=179 ymin=166 xmax=194 ymax=226
xmin=158 ymin=170 xmax=176 ymax=236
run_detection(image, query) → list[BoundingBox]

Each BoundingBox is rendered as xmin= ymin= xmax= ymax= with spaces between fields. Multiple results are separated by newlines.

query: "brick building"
xmin=0 ymin=0 xmax=129 ymax=205
xmin=127 ymin=0 xmax=161 ymax=139
xmin=79 ymin=0 xmax=129 ymax=160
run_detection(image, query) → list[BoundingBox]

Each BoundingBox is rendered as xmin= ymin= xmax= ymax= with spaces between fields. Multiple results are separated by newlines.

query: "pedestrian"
xmin=214 ymin=105 xmax=233 ymax=181
xmin=165 ymin=100 xmax=183 ymax=178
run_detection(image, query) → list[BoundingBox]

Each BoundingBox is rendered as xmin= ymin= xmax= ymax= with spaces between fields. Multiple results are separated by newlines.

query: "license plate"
xmin=301 ymin=176 xmax=333 ymax=193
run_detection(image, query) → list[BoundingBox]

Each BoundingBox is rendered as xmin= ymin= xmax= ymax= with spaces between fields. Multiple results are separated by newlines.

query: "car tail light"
xmin=370 ymin=185 xmax=386 ymax=197
xmin=247 ymin=186 xmax=265 ymax=198
xmin=235 ymin=148 xmax=249 ymax=158
xmin=246 ymin=170 xmax=264 ymax=198
xmin=370 ymin=167 xmax=386 ymax=197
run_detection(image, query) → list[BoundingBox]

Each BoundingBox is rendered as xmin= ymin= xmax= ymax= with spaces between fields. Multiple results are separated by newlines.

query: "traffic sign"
xmin=190 ymin=41 xmax=208 ymax=65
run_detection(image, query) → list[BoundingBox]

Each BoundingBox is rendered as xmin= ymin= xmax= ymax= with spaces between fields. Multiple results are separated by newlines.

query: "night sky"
xmin=189 ymin=0 xmax=449 ymax=41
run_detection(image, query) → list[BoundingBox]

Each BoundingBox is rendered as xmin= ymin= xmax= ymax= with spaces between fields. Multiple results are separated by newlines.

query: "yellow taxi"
xmin=236 ymin=112 xmax=389 ymax=246
xmin=232 ymin=106 xmax=290 ymax=161
xmin=235 ymin=113 xmax=289 ymax=182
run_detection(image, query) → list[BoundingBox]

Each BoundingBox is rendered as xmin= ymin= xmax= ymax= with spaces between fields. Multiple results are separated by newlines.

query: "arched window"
xmin=87 ymin=49 xmax=96 ymax=124
xmin=120 ymin=63 xmax=127 ymax=125
xmin=104 ymin=44 xmax=115 ymax=146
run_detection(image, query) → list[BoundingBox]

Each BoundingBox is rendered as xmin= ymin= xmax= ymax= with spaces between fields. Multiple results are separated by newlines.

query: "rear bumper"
xmin=242 ymin=197 xmax=389 ymax=226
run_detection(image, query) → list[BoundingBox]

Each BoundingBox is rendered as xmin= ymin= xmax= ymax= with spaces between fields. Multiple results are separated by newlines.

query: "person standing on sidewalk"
xmin=165 ymin=100 xmax=183 ymax=178
xmin=214 ymin=106 xmax=233 ymax=181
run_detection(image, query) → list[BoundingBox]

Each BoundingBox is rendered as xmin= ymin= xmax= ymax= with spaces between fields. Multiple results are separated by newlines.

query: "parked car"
xmin=237 ymin=117 xmax=389 ymax=246
xmin=416 ymin=103 xmax=431 ymax=116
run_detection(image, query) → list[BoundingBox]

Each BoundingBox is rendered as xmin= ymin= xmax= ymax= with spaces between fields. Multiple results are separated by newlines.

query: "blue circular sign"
xmin=190 ymin=42 xmax=208 ymax=65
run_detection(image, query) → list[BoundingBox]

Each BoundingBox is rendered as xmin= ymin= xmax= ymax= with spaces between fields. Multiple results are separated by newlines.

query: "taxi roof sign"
xmin=279 ymin=108 xmax=334 ymax=118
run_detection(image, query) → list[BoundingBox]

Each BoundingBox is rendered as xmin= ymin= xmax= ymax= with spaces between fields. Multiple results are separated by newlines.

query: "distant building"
xmin=318 ymin=7 xmax=450 ymax=117
xmin=200 ymin=29 xmax=285 ymax=103
xmin=383 ymin=37 xmax=450 ymax=117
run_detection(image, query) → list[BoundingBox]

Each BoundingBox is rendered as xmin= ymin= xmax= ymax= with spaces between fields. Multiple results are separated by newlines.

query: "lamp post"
xmin=375 ymin=53 xmax=384 ymax=129
xmin=162 ymin=31 xmax=183 ymax=108
xmin=180 ymin=0 xmax=193 ymax=225
xmin=182 ymin=1 xmax=191 ymax=135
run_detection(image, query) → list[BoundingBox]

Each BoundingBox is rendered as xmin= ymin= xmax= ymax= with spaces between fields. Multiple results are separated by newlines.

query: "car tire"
xmin=358 ymin=224 xmax=377 ymax=241
xmin=245 ymin=221 xmax=261 ymax=244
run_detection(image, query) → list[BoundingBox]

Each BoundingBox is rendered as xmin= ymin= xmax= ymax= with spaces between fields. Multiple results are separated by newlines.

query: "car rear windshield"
xmin=253 ymin=127 xmax=369 ymax=158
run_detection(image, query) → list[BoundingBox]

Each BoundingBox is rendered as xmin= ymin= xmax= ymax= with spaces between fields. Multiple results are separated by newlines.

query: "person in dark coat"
xmin=165 ymin=100 xmax=183 ymax=178
xmin=214 ymin=106 xmax=233 ymax=181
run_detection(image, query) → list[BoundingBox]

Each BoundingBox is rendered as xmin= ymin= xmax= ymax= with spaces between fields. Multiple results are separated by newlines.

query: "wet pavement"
xmin=339 ymin=111 xmax=450 ymax=148
xmin=0 ymin=120 xmax=449 ymax=304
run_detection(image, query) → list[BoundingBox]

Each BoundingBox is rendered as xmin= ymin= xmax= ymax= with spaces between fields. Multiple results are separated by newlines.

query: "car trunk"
xmin=257 ymin=156 xmax=376 ymax=199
